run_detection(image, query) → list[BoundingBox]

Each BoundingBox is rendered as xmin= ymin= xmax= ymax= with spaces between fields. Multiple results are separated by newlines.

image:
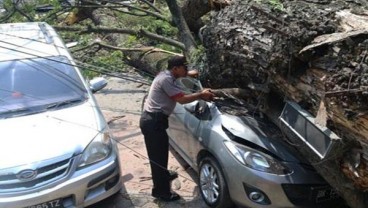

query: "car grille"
xmin=282 ymin=184 xmax=340 ymax=206
xmin=0 ymin=158 xmax=72 ymax=193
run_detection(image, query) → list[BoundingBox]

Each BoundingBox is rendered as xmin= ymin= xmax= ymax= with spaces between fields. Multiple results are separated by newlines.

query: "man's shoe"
xmin=152 ymin=192 xmax=181 ymax=202
xmin=169 ymin=170 xmax=178 ymax=181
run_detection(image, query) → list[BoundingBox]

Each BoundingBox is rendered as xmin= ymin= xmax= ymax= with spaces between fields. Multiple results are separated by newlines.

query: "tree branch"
xmin=12 ymin=0 xmax=33 ymax=22
xmin=72 ymin=41 xmax=181 ymax=56
xmin=81 ymin=0 xmax=168 ymax=21
xmin=139 ymin=29 xmax=185 ymax=49
xmin=165 ymin=0 xmax=196 ymax=57
xmin=0 ymin=9 xmax=16 ymax=23
xmin=138 ymin=0 xmax=162 ymax=13
xmin=52 ymin=25 xmax=185 ymax=49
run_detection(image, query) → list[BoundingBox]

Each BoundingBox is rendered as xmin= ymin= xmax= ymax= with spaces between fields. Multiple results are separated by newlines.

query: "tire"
xmin=199 ymin=156 xmax=234 ymax=208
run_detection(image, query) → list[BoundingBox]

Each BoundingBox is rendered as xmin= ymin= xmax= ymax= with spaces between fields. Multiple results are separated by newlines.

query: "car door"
xmin=167 ymin=77 xmax=204 ymax=166
xmin=184 ymin=100 xmax=213 ymax=161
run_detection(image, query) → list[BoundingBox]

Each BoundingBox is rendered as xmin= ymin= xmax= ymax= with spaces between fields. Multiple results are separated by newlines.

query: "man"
xmin=140 ymin=55 xmax=214 ymax=201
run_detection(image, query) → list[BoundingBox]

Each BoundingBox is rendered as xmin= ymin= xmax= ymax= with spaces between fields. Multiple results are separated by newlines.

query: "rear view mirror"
xmin=89 ymin=77 xmax=107 ymax=93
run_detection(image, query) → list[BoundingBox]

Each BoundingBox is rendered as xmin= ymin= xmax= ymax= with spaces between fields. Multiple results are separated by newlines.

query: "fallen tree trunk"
xmin=202 ymin=0 xmax=368 ymax=207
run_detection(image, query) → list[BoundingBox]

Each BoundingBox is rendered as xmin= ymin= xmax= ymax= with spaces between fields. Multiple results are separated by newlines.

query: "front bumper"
xmin=0 ymin=150 xmax=122 ymax=208
xmin=216 ymin=151 xmax=338 ymax=208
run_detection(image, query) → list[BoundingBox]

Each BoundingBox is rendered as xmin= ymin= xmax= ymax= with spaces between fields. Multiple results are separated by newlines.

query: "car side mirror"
xmin=89 ymin=77 xmax=107 ymax=93
xmin=184 ymin=100 xmax=211 ymax=120
xmin=194 ymin=100 xmax=211 ymax=120
xmin=183 ymin=101 xmax=199 ymax=113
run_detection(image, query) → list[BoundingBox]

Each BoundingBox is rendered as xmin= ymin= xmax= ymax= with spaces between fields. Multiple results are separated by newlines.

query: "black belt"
xmin=144 ymin=110 xmax=168 ymax=119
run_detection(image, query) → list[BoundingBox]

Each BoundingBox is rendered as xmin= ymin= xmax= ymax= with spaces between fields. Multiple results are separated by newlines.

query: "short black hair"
xmin=167 ymin=55 xmax=188 ymax=69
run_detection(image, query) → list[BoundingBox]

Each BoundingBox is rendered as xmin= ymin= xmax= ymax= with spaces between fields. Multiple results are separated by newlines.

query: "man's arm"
xmin=174 ymin=89 xmax=214 ymax=104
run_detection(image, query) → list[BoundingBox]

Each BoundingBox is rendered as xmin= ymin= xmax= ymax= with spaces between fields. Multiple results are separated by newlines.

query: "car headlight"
xmin=78 ymin=131 xmax=112 ymax=168
xmin=224 ymin=141 xmax=291 ymax=175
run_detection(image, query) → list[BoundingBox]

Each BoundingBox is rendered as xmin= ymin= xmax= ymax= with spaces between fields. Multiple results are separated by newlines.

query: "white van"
xmin=0 ymin=22 xmax=122 ymax=208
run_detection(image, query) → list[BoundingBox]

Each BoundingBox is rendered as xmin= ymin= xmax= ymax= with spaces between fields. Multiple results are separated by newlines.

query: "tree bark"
xmin=181 ymin=0 xmax=232 ymax=35
xmin=202 ymin=0 xmax=368 ymax=207
xmin=165 ymin=0 xmax=197 ymax=57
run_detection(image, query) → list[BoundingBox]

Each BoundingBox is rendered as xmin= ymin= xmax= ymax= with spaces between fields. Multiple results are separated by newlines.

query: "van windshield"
xmin=0 ymin=56 xmax=87 ymax=117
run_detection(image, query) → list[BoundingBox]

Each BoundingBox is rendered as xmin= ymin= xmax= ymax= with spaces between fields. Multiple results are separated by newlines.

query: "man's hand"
xmin=187 ymin=70 xmax=199 ymax=78
xmin=176 ymin=88 xmax=215 ymax=104
xmin=200 ymin=89 xmax=215 ymax=101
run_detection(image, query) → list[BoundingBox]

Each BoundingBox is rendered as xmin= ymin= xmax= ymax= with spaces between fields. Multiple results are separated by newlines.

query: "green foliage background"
xmin=0 ymin=0 xmax=185 ymax=78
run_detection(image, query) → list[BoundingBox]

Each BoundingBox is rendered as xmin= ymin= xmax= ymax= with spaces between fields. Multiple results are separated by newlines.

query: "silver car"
xmin=167 ymin=77 xmax=341 ymax=208
xmin=0 ymin=22 xmax=121 ymax=208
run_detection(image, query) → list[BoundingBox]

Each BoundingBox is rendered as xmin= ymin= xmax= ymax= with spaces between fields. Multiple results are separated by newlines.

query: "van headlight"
xmin=78 ymin=131 xmax=112 ymax=168
xmin=224 ymin=141 xmax=291 ymax=175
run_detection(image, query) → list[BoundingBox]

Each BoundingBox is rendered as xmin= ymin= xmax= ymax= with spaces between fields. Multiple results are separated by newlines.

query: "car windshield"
xmin=0 ymin=56 xmax=87 ymax=118
xmin=176 ymin=77 xmax=203 ymax=94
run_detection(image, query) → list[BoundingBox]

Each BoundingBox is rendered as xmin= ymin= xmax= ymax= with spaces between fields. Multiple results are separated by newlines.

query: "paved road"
xmin=88 ymin=76 xmax=209 ymax=208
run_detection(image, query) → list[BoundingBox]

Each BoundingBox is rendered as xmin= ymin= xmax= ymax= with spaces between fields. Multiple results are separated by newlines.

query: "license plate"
xmin=25 ymin=199 xmax=64 ymax=208
xmin=311 ymin=186 xmax=339 ymax=203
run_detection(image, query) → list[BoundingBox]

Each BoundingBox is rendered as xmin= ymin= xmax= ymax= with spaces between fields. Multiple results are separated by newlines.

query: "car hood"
xmin=221 ymin=114 xmax=305 ymax=162
xmin=0 ymin=101 xmax=106 ymax=169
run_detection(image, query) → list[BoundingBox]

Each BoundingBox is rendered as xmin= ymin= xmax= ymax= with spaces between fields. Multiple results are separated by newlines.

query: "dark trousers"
xmin=139 ymin=111 xmax=171 ymax=195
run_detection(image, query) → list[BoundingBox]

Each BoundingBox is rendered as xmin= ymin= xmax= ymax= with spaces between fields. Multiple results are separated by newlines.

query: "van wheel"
xmin=199 ymin=156 xmax=234 ymax=208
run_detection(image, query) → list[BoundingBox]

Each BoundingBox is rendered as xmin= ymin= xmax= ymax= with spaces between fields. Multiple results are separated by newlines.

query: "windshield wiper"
xmin=0 ymin=107 xmax=34 ymax=118
xmin=46 ymin=98 xmax=85 ymax=110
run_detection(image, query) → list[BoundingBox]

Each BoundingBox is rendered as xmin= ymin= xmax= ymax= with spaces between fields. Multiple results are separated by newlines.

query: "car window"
xmin=0 ymin=56 xmax=87 ymax=117
xmin=176 ymin=77 xmax=203 ymax=94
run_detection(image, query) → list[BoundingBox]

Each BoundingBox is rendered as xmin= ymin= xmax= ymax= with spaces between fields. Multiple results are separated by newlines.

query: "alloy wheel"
xmin=200 ymin=163 xmax=220 ymax=203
